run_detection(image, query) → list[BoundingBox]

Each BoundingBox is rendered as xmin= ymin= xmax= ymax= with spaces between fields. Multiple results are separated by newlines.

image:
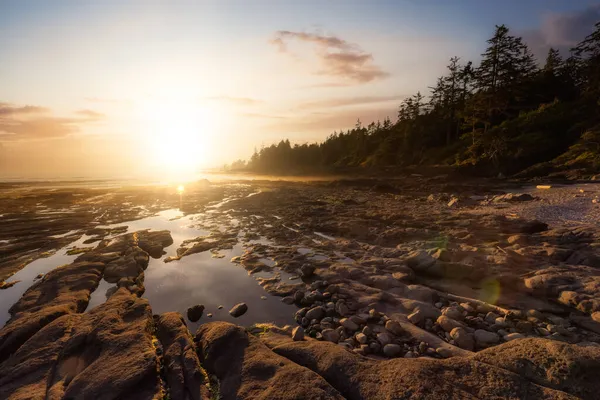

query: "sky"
xmin=0 ymin=0 xmax=599 ymax=180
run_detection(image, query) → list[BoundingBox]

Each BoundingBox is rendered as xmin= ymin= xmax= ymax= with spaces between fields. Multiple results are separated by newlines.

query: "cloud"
xmin=298 ymin=95 xmax=405 ymax=110
xmin=522 ymin=5 xmax=600 ymax=59
xmin=239 ymin=112 xmax=288 ymax=120
xmin=271 ymin=30 xmax=389 ymax=84
xmin=0 ymin=102 xmax=103 ymax=142
xmin=75 ymin=109 xmax=106 ymax=119
xmin=206 ymin=96 xmax=263 ymax=106
xmin=0 ymin=103 xmax=49 ymax=116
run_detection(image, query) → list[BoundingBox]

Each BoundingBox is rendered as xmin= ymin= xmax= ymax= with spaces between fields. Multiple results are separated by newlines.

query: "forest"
xmin=229 ymin=23 xmax=600 ymax=178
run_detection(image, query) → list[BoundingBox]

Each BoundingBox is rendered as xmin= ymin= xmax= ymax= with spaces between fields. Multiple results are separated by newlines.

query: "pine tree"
xmin=544 ymin=48 xmax=563 ymax=76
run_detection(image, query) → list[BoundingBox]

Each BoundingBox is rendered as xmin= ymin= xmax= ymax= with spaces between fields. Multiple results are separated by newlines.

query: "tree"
xmin=544 ymin=47 xmax=563 ymax=76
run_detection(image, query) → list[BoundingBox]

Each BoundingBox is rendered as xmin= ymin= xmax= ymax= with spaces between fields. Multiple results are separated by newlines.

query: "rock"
xmin=293 ymin=291 xmax=305 ymax=303
xmin=377 ymin=332 xmax=393 ymax=346
xmin=0 ymin=289 xmax=162 ymax=399
xmin=356 ymin=333 xmax=368 ymax=344
xmin=436 ymin=347 xmax=453 ymax=358
xmin=292 ymin=326 xmax=305 ymax=341
xmin=196 ymin=322 xmax=343 ymax=399
xmin=305 ymin=306 xmax=326 ymax=321
xmin=474 ymin=329 xmax=500 ymax=346
xmin=385 ymin=320 xmax=404 ymax=336
xmin=516 ymin=321 xmax=533 ymax=333
xmin=404 ymin=351 xmax=416 ymax=358
xmin=321 ymin=328 xmax=340 ymax=343
xmin=593 ymin=312 xmax=600 ymax=323
xmin=450 ymin=327 xmax=475 ymax=351
xmin=527 ymin=309 xmax=545 ymax=320
xmin=504 ymin=333 xmax=525 ymax=341
xmin=558 ymin=291 xmax=580 ymax=307
xmin=383 ymin=344 xmax=402 ymax=357
xmin=408 ymin=310 xmax=424 ymax=325
xmin=437 ymin=316 xmax=466 ymax=333
xmin=229 ymin=303 xmax=248 ymax=318
xmin=340 ymin=318 xmax=359 ymax=331
xmin=187 ymin=304 xmax=205 ymax=322
xmin=156 ymin=312 xmax=211 ymax=400
xmin=485 ymin=312 xmax=500 ymax=324
xmin=282 ymin=296 xmax=295 ymax=305
xmin=300 ymin=264 xmax=316 ymax=278
xmin=442 ymin=306 xmax=465 ymax=321
xmin=405 ymin=250 xmax=436 ymax=272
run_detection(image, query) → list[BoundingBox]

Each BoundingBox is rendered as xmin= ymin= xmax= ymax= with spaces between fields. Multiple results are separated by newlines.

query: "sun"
xmin=136 ymin=96 xmax=219 ymax=176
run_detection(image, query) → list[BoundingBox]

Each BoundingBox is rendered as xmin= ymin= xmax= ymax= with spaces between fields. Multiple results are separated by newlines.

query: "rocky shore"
xmin=1 ymin=176 xmax=600 ymax=399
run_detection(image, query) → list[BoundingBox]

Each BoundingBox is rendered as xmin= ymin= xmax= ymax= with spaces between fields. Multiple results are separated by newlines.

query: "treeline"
xmin=229 ymin=23 xmax=600 ymax=177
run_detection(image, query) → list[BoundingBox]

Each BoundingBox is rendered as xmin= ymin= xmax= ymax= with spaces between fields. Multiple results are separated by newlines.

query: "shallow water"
xmin=1 ymin=204 xmax=298 ymax=329
xmin=0 ymin=233 xmax=95 ymax=326
xmin=94 ymin=208 xmax=296 ymax=327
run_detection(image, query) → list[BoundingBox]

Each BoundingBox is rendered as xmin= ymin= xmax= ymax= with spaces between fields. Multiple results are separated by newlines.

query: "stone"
xmin=321 ymin=328 xmax=340 ymax=343
xmin=362 ymin=326 xmax=372 ymax=336
xmin=485 ymin=312 xmax=500 ymax=324
xmin=404 ymin=351 xmax=416 ymax=358
xmin=405 ymin=250 xmax=436 ymax=272
xmin=408 ymin=310 xmax=424 ymax=325
xmin=474 ymin=329 xmax=500 ymax=346
xmin=356 ymin=333 xmax=368 ymax=344
xmin=186 ymin=304 xmax=205 ymax=322
xmin=516 ymin=321 xmax=533 ymax=333
xmin=306 ymin=306 xmax=326 ymax=321
xmin=300 ymin=264 xmax=316 ymax=278
xmin=437 ymin=316 xmax=466 ymax=333
xmin=282 ymin=296 xmax=295 ymax=305
xmin=377 ymin=332 xmax=393 ymax=346
xmin=450 ymin=327 xmax=475 ymax=351
xmin=442 ymin=306 xmax=465 ymax=321
xmin=383 ymin=344 xmax=402 ymax=357
xmin=340 ymin=318 xmax=359 ymax=331
xmin=504 ymin=333 xmax=525 ymax=341
xmin=385 ymin=320 xmax=404 ymax=336
xmin=293 ymin=291 xmax=305 ymax=303
xmin=292 ymin=326 xmax=304 ymax=341
xmin=369 ymin=341 xmax=381 ymax=354
xmin=436 ymin=347 xmax=453 ymax=358
xmin=229 ymin=303 xmax=248 ymax=318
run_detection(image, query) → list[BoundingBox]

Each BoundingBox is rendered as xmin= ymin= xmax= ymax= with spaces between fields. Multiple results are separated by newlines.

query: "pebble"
xmin=260 ymin=296 xmax=267 ymax=300
xmin=305 ymin=306 xmax=326 ymax=321
xmin=408 ymin=310 xmax=424 ymax=325
xmin=383 ymin=344 xmax=402 ymax=357
xmin=353 ymin=331 xmax=367 ymax=344
xmin=340 ymin=318 xmax=360 ymax=331
xmin=322 ymin=328 xmax=340 ymax=343
xmin=292 ymin=326 xmax=305 ymax=341
xmin=187 ymin=304 xmax=205 ymax=322
xmin=404 ymin=351 xmax=416 ymax=358
xmin=377 ymin=332 xmax=393 ymax=346
xmin=474 ymin=329 xmax=500 ymax=346
xmin=207 ymin=313 xmax=213 ymax=318
xmin=282 ymin=296 xmax=295 ymax=305
xmin=504 ymin=333 xmax=525 ymax=341
xmin=385 ymin=320 xmax=404 ymax=336
xmin=229 ymin=303 xmax=248 ymax=318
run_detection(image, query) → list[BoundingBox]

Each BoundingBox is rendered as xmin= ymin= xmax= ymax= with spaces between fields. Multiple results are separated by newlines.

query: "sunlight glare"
xmin=136 ymin=95 xmax=220 ymax=176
